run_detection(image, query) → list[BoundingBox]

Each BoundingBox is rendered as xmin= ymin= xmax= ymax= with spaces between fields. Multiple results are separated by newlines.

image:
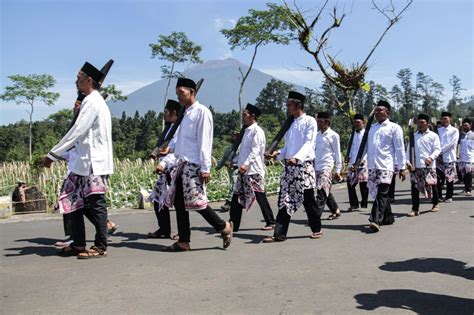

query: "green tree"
xmin=390 ymin=68 xmax=418 ymax=124
xmin=255 ymin=79 xmax=294 ymax=122
xmin=149 ymin=31 xmax=202 ymax=127
xmin=285 ymin=0 xmax=413 ymax=118
xmin=415 ymin=72 xmax=444 ymax=117
xmin=221 ymin=3 xmax=296 ymax=118
xmin=101 ymin=84 xmax=128 ymax=102
xmin=447 ymin=75 xmax=466 ymax=118
xmin=0 ymin=74 xmax=60 ymax=160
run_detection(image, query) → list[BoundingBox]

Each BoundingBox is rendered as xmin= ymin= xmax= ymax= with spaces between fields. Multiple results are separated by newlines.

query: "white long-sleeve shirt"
xmin=159 ymin=124 xmax=178 ymax=169
xmin=48 ymin=90 xmax=113 ymax=176
xmin=237 ymin=123 xmax=266 ymax=177
xmin=173 ymin=101 xmax=213 ymax=173
xmin=460 ymin=130 xmax=474 ymax=163
xmin=349 ymin=128 xmax=367 ymax=165
xmin=278 ymin=114 xmax=317 ymax=162
xmin=367 ymin=119 xmax=406 ymax=172
xmin=61 ymin=148 xmax=78 ymax=175
xmin=314 ymin=127 xmax=342 ymax=173
xmin=438 ymin=125 xmax=459 ymax=163
xmin=406 ymin=129 xmax=441 ymax=169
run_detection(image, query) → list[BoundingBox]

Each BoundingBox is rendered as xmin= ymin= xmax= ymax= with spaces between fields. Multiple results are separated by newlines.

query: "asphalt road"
xmin=1 ymin=180 xmax=473 ymax=314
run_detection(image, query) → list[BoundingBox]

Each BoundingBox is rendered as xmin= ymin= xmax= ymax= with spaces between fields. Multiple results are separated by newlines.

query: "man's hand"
xmin=42 ymin=156 xmax=53 ymax=168
xmin=239 ymin=164 xmax=248 ymax=175
xmin=159 ymin=147 xmax=170 ymax=157
xmin=399 ymin=170 xmax=406 ymax=181
xmin=407 ymin=163 xmax=415 ymax=172
xmin=264 ymin=150 xmax=278 ymax=160
xmin=200 ymin=172 xmax=211 ymax=185
xmin=155 ymin=164 xmax=165 ymax=174
xmin=424 ymin=157 xmax=433 ymax=166
xmin=287 ymin=158 xmax=297 ymax=166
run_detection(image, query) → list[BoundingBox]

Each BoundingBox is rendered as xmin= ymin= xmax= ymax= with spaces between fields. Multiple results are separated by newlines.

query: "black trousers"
xmin=411 ymin=182 xmax=439 ymax=211
xmin=369 ymin=183 xmax=394 ymax=226
xmin=325 ymin=192 xmax=339 ymax=213
xmin=464 ymin=172 xmax=472 ymax=192
xmin=456 ymin=164 xmax=464 ymax=182
xmin=389 ymin=176 xmax=396 ymax=200
xmin=274 ymin=189 xmax=322 ymax=238
xmin=70 ymin=194 xmax=108 ymax=251
xmin=153 ymin=202 xmax=171 ymax=235
xmin=436 ymin=169 xmax=454 ymax=199
xmin=63 ymin=210 xmax=95 ymax=237
xmin=174 ymin=175 xmax=226 ymax=243
xmin=229 ymin=191 xmax=275 ymax=232
xmin=347 ymin=181 xmax=368 ymax=208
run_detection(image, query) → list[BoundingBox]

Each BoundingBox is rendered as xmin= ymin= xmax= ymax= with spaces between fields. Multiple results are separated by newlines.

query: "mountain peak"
xmin=187 ymin=58 xmax=247 ymax=72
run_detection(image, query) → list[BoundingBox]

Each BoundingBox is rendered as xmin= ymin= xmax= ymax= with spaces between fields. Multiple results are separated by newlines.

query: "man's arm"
xmin=47 ymin=98 xmax=97 ymax=161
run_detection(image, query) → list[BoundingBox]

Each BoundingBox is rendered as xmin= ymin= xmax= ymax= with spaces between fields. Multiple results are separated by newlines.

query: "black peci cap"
xmin=81 ymin=62 xmax=103 ymax=82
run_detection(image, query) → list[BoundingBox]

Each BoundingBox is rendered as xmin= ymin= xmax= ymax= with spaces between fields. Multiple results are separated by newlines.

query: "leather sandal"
xmin=310 ymin=231 xmax=323 ymax=239
xmin=77 ymin=246 xmax=107 ymax=259
xmin=161 ymin=242 xmax=190 ymax=252
xmin=221 ymin=222 xmax=233 ymax=249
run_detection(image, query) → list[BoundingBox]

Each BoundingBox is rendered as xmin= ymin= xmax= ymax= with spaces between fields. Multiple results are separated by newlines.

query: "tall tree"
xmin=390 ymin=68 xmax=418 ymax=124
xmin=284 ymin=0 xmax=413 ymax=119
xmin=447 ymin=75 xmax=465 ymax=116
xmin=255 ymin=79 xmax=294 ymax=122
xmin=100 ymin=84 xmax=128 ymax=102
xmin=149 ymin=31 xmax=202 ymax=128
xmin=220 ymin=3 xmax=296 ymax=118
xmin=415 ymin=72 xmax=444 ymax=117
xmin=0 ymin=74 xmax=59 ymax=160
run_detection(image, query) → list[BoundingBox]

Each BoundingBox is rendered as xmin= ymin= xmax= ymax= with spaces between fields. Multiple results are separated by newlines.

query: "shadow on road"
xmin=292 ymin=219 xmax=372 ymax=233
xmin=113 ymin=231 xmax=149 ymax=241
xmin=4 ymin=245 xmax=57 ymax=257
xmin=233 ymin=232 xmax=266 ymax=244
xmin=14 ymin=237 xmax=58 ymax=245
xmin=354 ymin=289 xmax=474 ymax=314
xmin=379 ymin=257 xmax=474 ymax=280
xmin=108 ymin=241 xmax=166 ymax=252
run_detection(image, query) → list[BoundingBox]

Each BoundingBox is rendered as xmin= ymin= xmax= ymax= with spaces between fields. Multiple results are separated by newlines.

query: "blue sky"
xmin=1 ymin=0 xmax=473 ymax=125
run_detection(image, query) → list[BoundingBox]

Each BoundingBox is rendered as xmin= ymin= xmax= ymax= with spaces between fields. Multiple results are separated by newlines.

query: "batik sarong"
xmin=368 ymin=169 xmax=394 ymax=199
xmin=233 ymin=173 xmax=265 ymax=211
xmin=278 ymin=161 xmax=316 ymax=216
xmin=165 ymin=161 xmax=208 ymax=211
xmin=57 ymin=172 xmax=108 ymax=215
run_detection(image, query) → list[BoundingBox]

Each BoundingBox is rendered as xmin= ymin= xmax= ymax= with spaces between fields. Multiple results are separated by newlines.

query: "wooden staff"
xmin=349 ymin=107 xmax=376 ymax=187
xmin=265 ymin=116 xmax=295 ymax=156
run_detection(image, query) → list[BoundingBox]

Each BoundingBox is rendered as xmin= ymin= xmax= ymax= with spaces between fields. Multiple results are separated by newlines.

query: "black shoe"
xmin=220 ymin=201 xmax=231 ymax=212
xmin=148 ymin=229 xmax=171 ymax=239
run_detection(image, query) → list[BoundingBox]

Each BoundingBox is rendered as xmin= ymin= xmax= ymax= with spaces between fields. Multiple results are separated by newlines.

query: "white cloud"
xmin=214 ymin=17 xmax=236 ymax=30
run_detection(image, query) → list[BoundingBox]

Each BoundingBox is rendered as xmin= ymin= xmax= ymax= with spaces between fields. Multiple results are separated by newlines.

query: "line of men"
xmin=149 ymin=80 xmax=473 ymax=248
xmin=43 ymin=61 xmax=473 ymax=257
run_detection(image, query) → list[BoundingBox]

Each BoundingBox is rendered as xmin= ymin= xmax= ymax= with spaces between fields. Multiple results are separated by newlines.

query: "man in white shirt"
xmin=366 ymin=100 xmax=406 ymax=232
xmin=162 ymin=78 xmax=233 ymax=252
xmin=263 ymin=91 xmax=322 ymax=242
xmin=346 ymin=113 xmax=369 ymax=212
xmin=406 ymin=114 xmax=441 ymax=217
xmin=459 ymin=118 xmax=474 ymax=195
xmin=228 ymin=103 xmax=275 ymax=232
xmin=43 ymin=61 xmax=113 ymax=258
xmin=436 ymin=111 xmax=459 ymax=202
xmin=147 ymin=99 xmax=181 ymax=239
xmin=314 ymin=112 xmax=342 ymax=220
